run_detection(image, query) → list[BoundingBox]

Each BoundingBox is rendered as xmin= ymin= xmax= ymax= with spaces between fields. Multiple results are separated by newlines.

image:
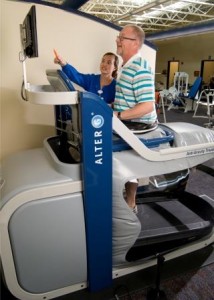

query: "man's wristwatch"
xmin=118 ymin=111 xmax=122 ymax=119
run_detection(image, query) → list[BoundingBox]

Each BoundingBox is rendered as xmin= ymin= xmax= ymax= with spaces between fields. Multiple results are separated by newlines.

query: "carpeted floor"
xmin=158 ymin=103 xmax=213 ymax=128
xmin=118 ymin=263 xmax=214 ymax=300
xmin=161 ymin=263 xmax=214 ymax=300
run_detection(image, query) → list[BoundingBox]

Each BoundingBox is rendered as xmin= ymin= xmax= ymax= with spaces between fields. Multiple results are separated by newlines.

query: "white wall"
xmin=0 ymin=1 xmax=156 ymax=161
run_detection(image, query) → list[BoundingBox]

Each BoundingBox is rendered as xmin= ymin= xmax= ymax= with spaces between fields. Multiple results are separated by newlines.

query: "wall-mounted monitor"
xmin=20 ymin=5 xmax=38 ymax=58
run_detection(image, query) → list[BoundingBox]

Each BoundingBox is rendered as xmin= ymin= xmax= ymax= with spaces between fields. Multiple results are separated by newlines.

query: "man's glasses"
xmin=117 ymin=36 xmax=136 ymax=42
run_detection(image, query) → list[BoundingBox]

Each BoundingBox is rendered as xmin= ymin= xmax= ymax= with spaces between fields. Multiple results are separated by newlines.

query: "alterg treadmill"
xmin=1 ymin=69 xmax=214 ymax=300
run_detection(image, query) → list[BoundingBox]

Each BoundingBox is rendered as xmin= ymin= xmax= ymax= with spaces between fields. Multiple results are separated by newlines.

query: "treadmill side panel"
xmin=8 ymin=192 xmax=87 ymax=293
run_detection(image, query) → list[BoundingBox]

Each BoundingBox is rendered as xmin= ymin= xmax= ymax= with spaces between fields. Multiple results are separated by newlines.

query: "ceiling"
xmin=16 ymin=0 xmax=214 ymax=39
xmin=79 ymin=0 xmax=214 ymax=34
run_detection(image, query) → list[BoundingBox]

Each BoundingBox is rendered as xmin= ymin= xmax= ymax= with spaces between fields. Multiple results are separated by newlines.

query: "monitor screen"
xmin=46 ymin=69 xmax=76 ymax=92
xmin=20 ymin=5 xmax=38 ymax=58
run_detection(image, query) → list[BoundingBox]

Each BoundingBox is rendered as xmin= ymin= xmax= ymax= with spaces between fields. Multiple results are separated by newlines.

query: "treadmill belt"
xmin=137 ymin=200 xmax=211 ymax=243
xmin=126 ymin=191 xmax=213 ymax=262
xmin=196 ymin=164 xmax=214 ymax=177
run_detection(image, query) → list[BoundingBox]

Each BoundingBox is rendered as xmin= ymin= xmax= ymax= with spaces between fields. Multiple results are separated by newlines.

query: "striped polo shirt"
xmin=114 ymin=54 xmax=157 ymax=124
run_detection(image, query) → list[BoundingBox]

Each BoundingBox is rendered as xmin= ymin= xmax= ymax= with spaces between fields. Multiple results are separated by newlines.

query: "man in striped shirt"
xmin=114 ymin=25 xmax=157 ymax=214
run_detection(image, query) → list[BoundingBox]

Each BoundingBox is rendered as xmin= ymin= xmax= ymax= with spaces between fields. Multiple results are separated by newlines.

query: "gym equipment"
xmin=193 ymin=88 xmax=214 ymax=129
xmin=168 ymin=76 xmax=202 ymax=113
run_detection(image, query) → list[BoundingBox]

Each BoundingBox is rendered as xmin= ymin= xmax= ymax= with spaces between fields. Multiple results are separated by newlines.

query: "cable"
xmin=21 ymin=80 xmax=27 ymax=101
xmin=19 ymin=51 xmax=28 ymax=101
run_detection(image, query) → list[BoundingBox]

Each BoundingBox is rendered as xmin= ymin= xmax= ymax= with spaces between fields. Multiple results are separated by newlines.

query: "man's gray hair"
xmin=124 ymin=25 xmax=145 ymax=47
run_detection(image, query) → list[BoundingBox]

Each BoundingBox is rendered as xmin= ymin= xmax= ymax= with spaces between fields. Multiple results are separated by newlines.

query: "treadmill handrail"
xmin=26 ymin=84 xmax=78 ymax=105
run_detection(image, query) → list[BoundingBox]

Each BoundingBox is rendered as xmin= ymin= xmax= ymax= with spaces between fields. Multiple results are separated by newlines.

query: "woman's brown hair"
xmin=103 ymin=52 xmax=119 ymax=79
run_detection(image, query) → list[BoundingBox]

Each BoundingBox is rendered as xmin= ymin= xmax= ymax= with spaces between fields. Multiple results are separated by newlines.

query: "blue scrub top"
xmin=62 ymin=64 xmax=116 ymax=104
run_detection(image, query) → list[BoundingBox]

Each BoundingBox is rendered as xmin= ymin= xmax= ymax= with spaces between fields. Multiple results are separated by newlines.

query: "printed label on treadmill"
xmin=91 ymin=115 xmax=104 ymax=164
xmin=186 ymin=147 xmax=214 ymax=156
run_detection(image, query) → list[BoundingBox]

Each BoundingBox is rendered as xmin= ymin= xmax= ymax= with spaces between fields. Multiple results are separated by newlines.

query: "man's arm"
xmin=114 ymin=102 xmax=154 ymax=120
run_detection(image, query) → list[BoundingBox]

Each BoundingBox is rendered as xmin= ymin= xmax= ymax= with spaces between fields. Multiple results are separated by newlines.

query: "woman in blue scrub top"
xmin=54 ymin=51 xmax=119 ymax=105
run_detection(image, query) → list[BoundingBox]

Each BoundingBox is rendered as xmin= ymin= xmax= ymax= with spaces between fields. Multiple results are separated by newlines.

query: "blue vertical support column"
xmin=80 ymin=92 xmax=113 ymax=291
